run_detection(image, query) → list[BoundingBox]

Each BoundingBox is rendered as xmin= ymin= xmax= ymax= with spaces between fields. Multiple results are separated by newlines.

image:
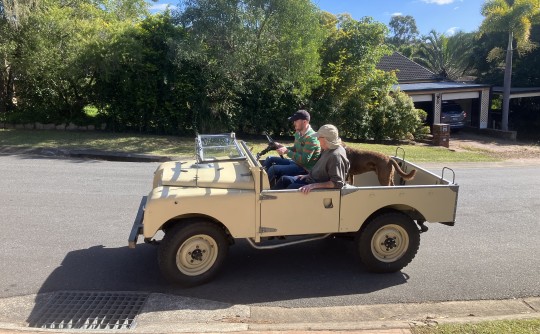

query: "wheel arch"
xmin=161 ymin=214 xmax=234 ymax=245
xmin=358 ymin=205 xmax=425 ymax=234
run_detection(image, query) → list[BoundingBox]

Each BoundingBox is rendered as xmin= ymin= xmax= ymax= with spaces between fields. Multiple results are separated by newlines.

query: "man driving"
xmin=263 ymin=109 xmax=321 ymax=186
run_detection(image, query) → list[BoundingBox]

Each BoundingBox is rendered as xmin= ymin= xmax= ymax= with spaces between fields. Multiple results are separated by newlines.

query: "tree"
xmin=479 ymin=0 xmax=540 ymax=131
xmin=311 ymin=14 xmax=425 ymax=141
xmin=511 ymin=24 xmax=540 ymax=87
xmin=0 ymin=0 xmax=39 ymax=114
xmin=12 ymin=0 xmax=149 ymax=124
xmin=414 ymin=30 xmax=475 ymax=81
xmin=92 ymin=12 xmax=197 ymax=134
xmin=174 ymin=0 xmax=325 ymax=134
xmin=388 ymin=15 xmax=419 ymax=47
xmin=0 ymin=0 xmax=37 ymax=26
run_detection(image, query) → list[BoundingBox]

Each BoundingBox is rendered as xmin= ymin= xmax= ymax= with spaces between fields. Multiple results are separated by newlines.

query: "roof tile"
xmin=377 ymin=52 xmax=438 ymax=83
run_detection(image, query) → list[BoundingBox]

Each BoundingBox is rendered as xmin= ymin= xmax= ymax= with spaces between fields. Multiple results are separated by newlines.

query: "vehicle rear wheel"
xmin=356 ymin=212 xmax=420 ymax=273
xmin=158 ymin=221 xmax=228 ymax=286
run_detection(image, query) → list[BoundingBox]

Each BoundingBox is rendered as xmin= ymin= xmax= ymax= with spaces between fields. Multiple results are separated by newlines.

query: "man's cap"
xmin=288 ymin=109 xmax=310 ymax=122
xmin=314 ymin=124 xmax=342 ymax=149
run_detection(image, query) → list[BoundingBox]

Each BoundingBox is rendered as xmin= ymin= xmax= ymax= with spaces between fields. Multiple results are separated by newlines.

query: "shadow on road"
xmin=32 ymin=238 xmax=408 ymax=307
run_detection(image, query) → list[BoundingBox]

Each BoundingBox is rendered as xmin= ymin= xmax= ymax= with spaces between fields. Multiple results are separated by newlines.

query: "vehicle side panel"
xmin=259 ymin=189 xmax=341 ymax=236
xmin=339 ymin=185 xmax=458 ymax=232
xmin=142 ymin=187 xmax=257 ymax=238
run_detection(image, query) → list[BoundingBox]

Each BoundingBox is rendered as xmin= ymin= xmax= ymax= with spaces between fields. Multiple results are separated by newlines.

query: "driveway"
xmin=448 ymin=131 xmax=540 ymax=161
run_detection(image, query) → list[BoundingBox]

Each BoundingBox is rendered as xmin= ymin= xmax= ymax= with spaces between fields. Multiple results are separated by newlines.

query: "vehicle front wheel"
xmin=356 ymin=212 xmax=420 ymax=273
xmin=158 ymin=221 xmax=229 ymax=286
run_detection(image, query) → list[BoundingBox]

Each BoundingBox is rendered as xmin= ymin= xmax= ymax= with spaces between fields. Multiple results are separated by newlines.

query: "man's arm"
xmin=286 ymin=136 xmax=320 ymax=166
xmin=298 ymin=180 xmax=335 ymax=194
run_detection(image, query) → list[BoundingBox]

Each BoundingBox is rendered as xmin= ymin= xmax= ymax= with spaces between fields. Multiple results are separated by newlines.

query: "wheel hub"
xmin=371 ymin=224 xmax=409 ymax=262
xmin=383 ymin=236 xmax=397 ymax=250
xmin=176 ymin=235 xmax=218 ymax=276
xmin=190 ymin=248 xmax=204 ymax=262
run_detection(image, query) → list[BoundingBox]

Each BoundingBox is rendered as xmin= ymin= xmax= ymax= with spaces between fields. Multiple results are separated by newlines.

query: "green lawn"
xmin=412 ymin=318 xmax=540 ymax=334
xmin=0 ymin=128 xmax=499 ymax=162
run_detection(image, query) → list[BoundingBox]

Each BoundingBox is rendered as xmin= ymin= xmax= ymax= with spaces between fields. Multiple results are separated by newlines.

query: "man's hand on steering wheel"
xmin=276 ymin=146 xmax=288 ymax=156
xmin=262 ymin=132 xmax=284 ymax=158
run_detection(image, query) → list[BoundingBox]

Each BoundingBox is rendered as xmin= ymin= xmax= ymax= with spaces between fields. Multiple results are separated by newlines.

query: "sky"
xmin=148 ymin=0 xmax=486 ymax=36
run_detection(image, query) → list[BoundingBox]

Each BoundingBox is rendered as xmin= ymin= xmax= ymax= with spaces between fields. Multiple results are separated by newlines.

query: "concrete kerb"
xmin=1 ymin=293 xmax=540 ymax=334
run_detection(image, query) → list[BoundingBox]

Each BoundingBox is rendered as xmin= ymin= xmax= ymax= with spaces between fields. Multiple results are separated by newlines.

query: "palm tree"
xmin=414 ymin=30 xmax=474 ymax=81
xmin=479 ymin=0 xmax=540 ymax=131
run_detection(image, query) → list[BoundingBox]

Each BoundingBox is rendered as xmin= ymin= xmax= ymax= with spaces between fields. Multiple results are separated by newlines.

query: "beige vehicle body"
xmin=128 ymin=133 xmax=458 ymax=286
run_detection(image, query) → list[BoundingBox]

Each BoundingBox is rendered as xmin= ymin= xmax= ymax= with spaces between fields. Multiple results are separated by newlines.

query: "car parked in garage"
xmin=441 ymin=101 xmax=467 ymax=130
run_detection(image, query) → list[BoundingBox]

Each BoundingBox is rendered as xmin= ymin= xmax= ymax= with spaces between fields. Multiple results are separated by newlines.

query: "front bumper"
xmin=128 ymin=196 xmax=147 ymax=248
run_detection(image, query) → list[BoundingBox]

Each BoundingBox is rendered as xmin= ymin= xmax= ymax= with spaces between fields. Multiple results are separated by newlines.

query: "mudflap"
xmin=128 ymin=196 xmax=147 ymax=248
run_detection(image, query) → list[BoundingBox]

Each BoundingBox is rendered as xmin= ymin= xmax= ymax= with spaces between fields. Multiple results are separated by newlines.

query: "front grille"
xmin=28 ymin=291 xmax=149 ymax=330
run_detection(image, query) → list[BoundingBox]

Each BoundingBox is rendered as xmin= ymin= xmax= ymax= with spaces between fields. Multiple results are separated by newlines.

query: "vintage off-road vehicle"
xmin=128 ymin=133 xmax=459 ymax=286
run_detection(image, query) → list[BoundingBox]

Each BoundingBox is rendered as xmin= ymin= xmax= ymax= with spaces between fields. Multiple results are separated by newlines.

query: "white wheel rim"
xmin=176 ymin=234 xmax=219 ymax=276
xmin=371 ymin=224 xmax=409 ymax=262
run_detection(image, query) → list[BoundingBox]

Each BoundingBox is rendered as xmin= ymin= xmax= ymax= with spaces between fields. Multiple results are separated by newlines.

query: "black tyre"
xmin=356 ymin=212 xmax=420 ymax=273
xmin=158 ymin=222 xmax=229 ymax=286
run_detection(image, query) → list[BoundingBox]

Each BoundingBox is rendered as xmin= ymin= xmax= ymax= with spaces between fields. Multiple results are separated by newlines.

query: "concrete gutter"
xmin=0 ymin=146 xmax=173 ymax=163
xmin=0 ymin=293 xmax=539 ymax=333
xmin=68 ymin=149 xmax=171 ymax=162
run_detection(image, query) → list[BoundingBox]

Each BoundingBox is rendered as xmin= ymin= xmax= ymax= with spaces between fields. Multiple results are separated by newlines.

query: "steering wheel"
xmin=256 ymin=132 xmax=283 ymax=160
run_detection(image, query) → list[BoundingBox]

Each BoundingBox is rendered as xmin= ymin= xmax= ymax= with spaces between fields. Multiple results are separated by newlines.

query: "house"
xmin=377 ymin=52 xmax=491 ymax=130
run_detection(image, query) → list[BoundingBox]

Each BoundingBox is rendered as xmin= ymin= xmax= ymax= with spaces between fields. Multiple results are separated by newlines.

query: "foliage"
xmin=91 ymin=13 xmax=201 ymax=134
xmin=1 ymin=0 xmax=39 ymax=25
xmin=370 ymin=90 xmax=428 ymax=141
xmin=414 ymin=30 xmax=475 ymax=81
xmin=479 ymin=0 xmax=540 ymax=55
xmin=8 ymin=0 xmax=149 ymax=125
xmin=475 ymin=24 xmax=540 ymax=86
xmin=312 ymin=14 xmax=425 ymax=141
xmin=0 ymin=0 xmax=40 ymax=114
xmin=387 ymin=15 xmax=419 ymax=48
xmin=478 ymin=0 xmax=540 ymax=130
xmin=510 ymin=24 xmax=540 ymax=86
xmin=1 ymin=1 xmax=452 ymax=141
xmin=173 ymin=0 xmax=325 ymax=135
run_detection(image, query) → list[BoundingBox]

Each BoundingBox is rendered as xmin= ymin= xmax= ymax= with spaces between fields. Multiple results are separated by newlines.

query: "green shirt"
xmin=286 ymin=126 xmax=321 ymax=170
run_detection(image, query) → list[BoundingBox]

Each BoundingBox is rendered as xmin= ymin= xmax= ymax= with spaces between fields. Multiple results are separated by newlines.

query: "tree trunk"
xmin=0 ymin=56 xmax=7 ymax=115
xmin=501 ymin=31 xmax=513 ymax=131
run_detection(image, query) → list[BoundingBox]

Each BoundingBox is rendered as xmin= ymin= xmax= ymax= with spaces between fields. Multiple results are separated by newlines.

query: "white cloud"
xmin=391 ymin=12 xmax=403 ymax=17
xmin=446 ymin=27 xmax=460 ymax=35
xmin=149 ymin=3 xmax=177 ymax=11
xmin=421 ymin=0 xmax=455 ymax=4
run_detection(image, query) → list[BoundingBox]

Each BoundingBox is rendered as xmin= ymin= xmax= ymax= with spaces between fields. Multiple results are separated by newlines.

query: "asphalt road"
xmin=1 ymin=153 xmax=539 ymax=309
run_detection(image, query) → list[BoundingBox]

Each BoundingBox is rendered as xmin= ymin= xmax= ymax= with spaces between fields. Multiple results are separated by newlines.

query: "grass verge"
xmin=0 ymin=129 xmax=499 ymax=163
xmin=412 ymin=318 xmax=540 ymax=334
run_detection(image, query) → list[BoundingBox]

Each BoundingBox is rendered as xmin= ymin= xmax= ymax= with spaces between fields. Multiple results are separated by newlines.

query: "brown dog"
xmin=344 ymin=146 xmax=416 ymax=186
